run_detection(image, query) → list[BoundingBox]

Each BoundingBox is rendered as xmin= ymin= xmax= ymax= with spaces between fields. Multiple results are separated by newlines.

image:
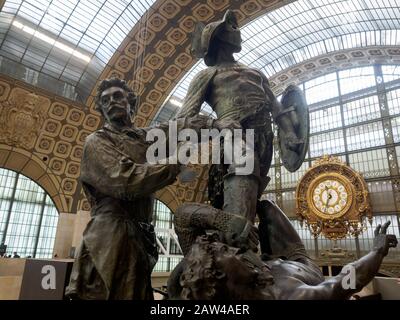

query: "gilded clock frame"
xmin=296 ymin=155 xmax=372 ymax=240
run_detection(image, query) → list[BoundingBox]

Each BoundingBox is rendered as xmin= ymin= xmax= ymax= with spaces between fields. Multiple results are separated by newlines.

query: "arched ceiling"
xmin=0 ymin=146 xmax=69 ymax=213
xmin=157 ymin=0 xmax=400 ymax=119
xmin=0 ymin=0 xmax=157 ymax=102
xmin=1 ymin=0 xmax=400 ymax=213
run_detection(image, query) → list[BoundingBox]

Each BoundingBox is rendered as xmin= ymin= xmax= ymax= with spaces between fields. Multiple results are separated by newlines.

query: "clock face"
xmin=308 ymin=175 xmax=353 ymax=219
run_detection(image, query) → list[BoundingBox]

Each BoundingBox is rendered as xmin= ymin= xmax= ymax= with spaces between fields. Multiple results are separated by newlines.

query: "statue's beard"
xmin=105 ymin=105 xmax=129 ymax=124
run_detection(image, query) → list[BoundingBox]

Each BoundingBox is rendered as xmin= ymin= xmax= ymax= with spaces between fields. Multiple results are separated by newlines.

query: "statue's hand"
xmin=373 ymin=221 xmax=398 ymax=256
xmin=213 ymin=118 xmax=242 ymax=131
xmin=224 ymin=214 xmax=259 ymax=252
xmin=284 ymin=131 xmax=304 ymax=152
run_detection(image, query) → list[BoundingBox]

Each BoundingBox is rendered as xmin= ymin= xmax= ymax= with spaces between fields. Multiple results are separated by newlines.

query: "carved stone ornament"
xmin=295 ymin=155 xmax=372 ymax=240
xmin=0 ymin=92 xmax=47 ymax=149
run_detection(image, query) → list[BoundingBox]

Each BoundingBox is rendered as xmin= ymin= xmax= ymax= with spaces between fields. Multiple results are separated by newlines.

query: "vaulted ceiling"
xmin=0 ymin=0 xmax=399 ymax=213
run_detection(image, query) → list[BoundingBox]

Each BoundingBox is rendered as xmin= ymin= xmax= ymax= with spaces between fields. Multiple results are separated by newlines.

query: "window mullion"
xmin=1 ymin=172 xmax=19 ymax=244
xmin=32 ymin=192 xmax=47 ymax=258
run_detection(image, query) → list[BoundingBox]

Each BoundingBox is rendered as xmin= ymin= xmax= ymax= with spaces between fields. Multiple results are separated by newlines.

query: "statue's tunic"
xmin=209 ymin=64 xmax=271 ymax=123
xmin=66 ymin=123 xmax=179 ymax=299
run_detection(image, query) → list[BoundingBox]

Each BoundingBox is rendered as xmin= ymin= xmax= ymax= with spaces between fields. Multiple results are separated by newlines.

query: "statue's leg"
xmin=65 ymin=241 xmax=107 ymax=300
xmin=222 ymin=149 xmax=261 ymax=223
xmin=257 ymin=200 xmax=303 ymax=255
xmin=174 ymin=203 xmax=215 ymax=256
xmin=257 ymin=200 xmax=321 ymax=273
xmin=174 ymin=202 xmax=257 ymax=254
xmin=171 ymin=202 xmax=247 ymax=300
xmin=208 ymin=164 xmax=225 ymax=210
xmin=223 ymin=175 xmax=259 ymax=223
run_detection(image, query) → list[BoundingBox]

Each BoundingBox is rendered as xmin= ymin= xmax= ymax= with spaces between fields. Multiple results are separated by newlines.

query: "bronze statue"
xmin=178 ymin=9 xmax=307 ymax=224
xmin=168 ymin=200 xmax=398 ymax=300
xmin=65 ymin=78 xmax=228 ymax=300
xmin=166 ymin=9 xmax=397 ymax=301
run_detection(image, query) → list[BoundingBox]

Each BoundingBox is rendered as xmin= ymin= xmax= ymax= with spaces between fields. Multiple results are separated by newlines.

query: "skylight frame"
xmin=0 ymin=0 xmax=156 ymax=101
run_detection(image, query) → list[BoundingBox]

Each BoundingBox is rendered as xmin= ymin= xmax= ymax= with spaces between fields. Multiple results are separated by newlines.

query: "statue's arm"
xmin=288 ymin=222 xmax=397 ymax=300
xmin=327 ymin=222 xmax=397 ymax=299
xmin=291 ymin=252 xmax=387 ymax=300
xmin=260 ymin=73 xmax=296 ymax=132
xmin=138 ymin=69 xmax=216 ymax=158
xmin=260 ymin=72 xmax=302 ymax=151
xmin=139 ymin=115 xmax=215 ymax=161
xmin=141 ymin=115 xmax=214 ymax=138
xmin=177 ymin=69 xmax=214 ymax=119
xmin=80 ymin=133 xmax=180 ymax=200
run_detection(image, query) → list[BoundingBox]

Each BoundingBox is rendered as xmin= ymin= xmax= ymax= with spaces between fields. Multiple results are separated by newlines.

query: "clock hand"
xmin=323 ymin=202 xmax=328 ymax=214
xmin=324 ymin=186 xmax=332 ymax=213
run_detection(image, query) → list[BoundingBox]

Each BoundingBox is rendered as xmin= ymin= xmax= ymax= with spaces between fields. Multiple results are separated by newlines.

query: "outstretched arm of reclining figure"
xmin=286 ymin=222 xmax=398 ymax=300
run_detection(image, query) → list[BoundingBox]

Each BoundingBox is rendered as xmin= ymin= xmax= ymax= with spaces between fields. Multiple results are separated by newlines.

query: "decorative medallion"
xmin=0 ymin=92 xmax=48 ymax=149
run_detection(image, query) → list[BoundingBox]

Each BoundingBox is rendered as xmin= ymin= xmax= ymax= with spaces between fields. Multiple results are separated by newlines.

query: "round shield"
xmin=278 ymin=85 xmax=309 ymax=172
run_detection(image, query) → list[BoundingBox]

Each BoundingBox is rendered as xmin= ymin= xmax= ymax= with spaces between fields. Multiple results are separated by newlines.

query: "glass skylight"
xmin=0 ymin=0 xmax=156 ymax=101
xmin=157 ymin=0 xmax=400 ymax=122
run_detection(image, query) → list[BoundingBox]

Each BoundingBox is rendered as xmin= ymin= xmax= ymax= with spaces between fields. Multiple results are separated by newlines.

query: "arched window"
xmin=276 ymin=64 xmax=400 ymax=260
xmin=0 ymin=168 xmax=58 ymax=258
xmin=152 ymin=199 xmax=183 ymax=272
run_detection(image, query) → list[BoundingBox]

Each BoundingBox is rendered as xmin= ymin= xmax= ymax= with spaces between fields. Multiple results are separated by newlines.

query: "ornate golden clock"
xmin=296 ymin=155 xmax=372 ymax=240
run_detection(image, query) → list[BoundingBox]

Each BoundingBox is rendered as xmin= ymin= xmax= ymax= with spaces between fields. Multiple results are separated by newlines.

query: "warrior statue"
xmin=177 ymin=9 xmax=308 ymax=223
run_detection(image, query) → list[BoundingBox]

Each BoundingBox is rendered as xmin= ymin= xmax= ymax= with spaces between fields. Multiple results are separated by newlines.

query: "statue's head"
xmin=191 ymin=10 xmax=241 ymax=66
xmin=95 ymin=78 xmax=137 ymax=125
xmin=179 ymin=235 xmax=274 ymax=300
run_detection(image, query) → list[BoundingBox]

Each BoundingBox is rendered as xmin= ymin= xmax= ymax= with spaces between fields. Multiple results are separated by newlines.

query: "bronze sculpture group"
xmin=66 ymin=10 xmax=398 ymax=300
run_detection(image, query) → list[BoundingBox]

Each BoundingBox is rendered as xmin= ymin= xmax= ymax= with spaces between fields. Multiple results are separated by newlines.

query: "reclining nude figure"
xmin=167 ymin=201 xmax=398 ymax=300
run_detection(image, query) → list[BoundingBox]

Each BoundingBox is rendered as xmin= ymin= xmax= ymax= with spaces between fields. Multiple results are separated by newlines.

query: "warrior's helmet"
xmin=191 ymin=10 xmax=242 ymax=66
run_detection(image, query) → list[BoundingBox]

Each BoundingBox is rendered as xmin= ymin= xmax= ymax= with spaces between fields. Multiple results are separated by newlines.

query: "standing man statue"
xmin=66 ymin=78 xmax=227 ymax=300
xmin=178 ymin=10 xmax=308 ymax=223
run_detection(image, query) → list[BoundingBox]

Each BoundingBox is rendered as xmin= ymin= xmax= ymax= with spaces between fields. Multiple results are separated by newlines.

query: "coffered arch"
xmin=0 ymin=145 xmax=68 ymax=213
xmin=269 ymin=46 xmax=400 ymax=96
xmin=0 ymin=75 xmax=99 ymax=214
